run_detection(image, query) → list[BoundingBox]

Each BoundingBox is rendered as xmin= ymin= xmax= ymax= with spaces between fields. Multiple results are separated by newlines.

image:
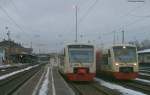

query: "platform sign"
xmin=128 ymin=0 xmax=145 ymax=2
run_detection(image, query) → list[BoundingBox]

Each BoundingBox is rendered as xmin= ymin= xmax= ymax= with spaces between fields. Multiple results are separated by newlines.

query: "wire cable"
xmin=0 ymin=5 xmax=25 ymax=32
xmin=79 ymin=0 xmax=99 ymax=23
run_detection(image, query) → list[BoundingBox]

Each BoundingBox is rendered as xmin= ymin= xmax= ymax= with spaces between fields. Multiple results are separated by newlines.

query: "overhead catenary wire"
xmin=0 ymin=3 xmax=25 ymax=32
xmin=101 ymin=1 xmax=146 ymax=36
xmin=9 ymin=0 xmax=23 ymax=18
xmin=79 ymin=0 xmax=99 ymax=23
xmin=9 ymin=0 xmax=18 ymax=10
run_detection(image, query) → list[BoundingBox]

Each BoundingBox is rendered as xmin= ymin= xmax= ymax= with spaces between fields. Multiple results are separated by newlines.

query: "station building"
xmin=0 ymin=40 xmax=33 ymax=64
xmin=138 ymin=49 xmax=150 ymax=65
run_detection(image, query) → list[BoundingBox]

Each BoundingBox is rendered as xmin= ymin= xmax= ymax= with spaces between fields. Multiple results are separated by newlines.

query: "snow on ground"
xmin=0 ymin=63 xmax=26 ymax=69
xmin=38 ymin=66 xmax=50 ymax=95
xmin=135 ymin=78 xmax=150 ymax=84
xmin=94 ymin=78 xmax=147 ymax=95
xmin=0 ymin=64 xmax=11 ymax=68
xmin=140 ymin=67 xmax=150 ymax=70
xmin=139 ymin=73 xmax=150 ymax=77
xmin=0 ymin=64 xmax=39 ymax=80
xmin=140 ymin=70 xmax=150 ymax=73
xmin=1 ymin=69 xmax=6 ymax=72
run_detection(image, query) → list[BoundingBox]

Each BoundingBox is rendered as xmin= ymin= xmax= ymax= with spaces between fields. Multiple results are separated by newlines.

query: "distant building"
xmin=0 ymin=40 xmax=33 ymax=64
xmin=0 ymin=48 xmax=5 ymax=64
xmin=138 ymin=49 xmax=150 ymax=64
xmin=0 ymin=40 xmax=32 ymax=55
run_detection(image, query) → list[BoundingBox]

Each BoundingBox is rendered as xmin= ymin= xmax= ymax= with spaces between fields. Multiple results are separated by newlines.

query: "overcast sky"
xmin=0 ymin=0 xmax=150 ymax=53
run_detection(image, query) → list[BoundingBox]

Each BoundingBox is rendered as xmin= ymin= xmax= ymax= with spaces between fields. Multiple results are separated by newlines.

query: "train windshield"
xmin=113 ymin=46 xmax=137 ymax=63
xmin=68 ymin=47 xmax=94 ymax=63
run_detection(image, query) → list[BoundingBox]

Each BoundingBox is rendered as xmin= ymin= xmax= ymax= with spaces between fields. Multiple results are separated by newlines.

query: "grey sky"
xmin=0 ymin=0 xmax=150 ymax=53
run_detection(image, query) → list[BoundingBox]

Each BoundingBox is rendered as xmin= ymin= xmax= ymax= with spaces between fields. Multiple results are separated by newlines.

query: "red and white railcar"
xmin=59 ymin=43 xmax=96 ymax=81
xmin=96 ymin=44 xmax=139 ymax=80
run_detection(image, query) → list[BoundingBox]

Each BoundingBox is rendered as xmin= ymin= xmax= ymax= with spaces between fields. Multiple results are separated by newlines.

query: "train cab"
xmin=96 ymin=44 xmax=139 ymax=80
xmin=59 ymin=43 xmax=96 ymax=81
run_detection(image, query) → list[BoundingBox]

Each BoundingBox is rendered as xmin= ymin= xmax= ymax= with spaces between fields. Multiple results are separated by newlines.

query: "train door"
xmin=107 ymin=49 xmax=112 ymax=70
xmin=108 ymin=49 xmax=111 ymax=64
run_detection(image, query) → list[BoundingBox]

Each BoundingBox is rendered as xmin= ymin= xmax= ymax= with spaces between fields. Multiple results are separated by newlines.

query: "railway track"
xmin=69 ymin=81 xmax=120 ymax=95
xmin=96 ymin=75 xmax=150 ymax=95
xmin=0 ymin=64 xmax=44 ymax=95
xmin=140 ymin=70 xmax=150 ymax=74
xmin=139 ymin=75 xmax=150 ymax=80
xmin=0 ymin=64 xmax=38 ymax=76
xmin=119 ymin=80 xmax=150 ymax=94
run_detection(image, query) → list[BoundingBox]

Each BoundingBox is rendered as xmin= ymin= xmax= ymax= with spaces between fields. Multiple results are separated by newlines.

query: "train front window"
xmin=113 ymin=46 xmax=137 ymax=63
xmin=69 ymin=48 xmax=94 ymax=63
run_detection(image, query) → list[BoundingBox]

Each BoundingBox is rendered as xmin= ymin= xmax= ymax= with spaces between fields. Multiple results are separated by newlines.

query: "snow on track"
xmin=0 ymin=65 xmax=11 ymax=68
xmin=135 ymin=78 xmax=150 ymax=84
xmin=139 ymin=73 xmax=150 ymax=77
xmin=140 ymin=70 xmax=150 ymax=73
xmin=0 ymin=64 xmax=39 ymax=80
xmin=0 ymin=64 xmax=25 ymax=69
xmin=140 ymin=67 xmax=150 ymax=69
xmin=95 ymin=78 xmax=147 ymax=95
xmin=38 ymin=66 xmax=50 ymax=95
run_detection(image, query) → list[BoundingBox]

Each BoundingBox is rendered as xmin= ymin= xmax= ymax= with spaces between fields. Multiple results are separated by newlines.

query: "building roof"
xmin=0 ymin=40 xmax=23 ymax=48
xmin=138 ymin=49 xmax=150 ymax=54
xmin=0 ymin=40 xmax=33 ymax=54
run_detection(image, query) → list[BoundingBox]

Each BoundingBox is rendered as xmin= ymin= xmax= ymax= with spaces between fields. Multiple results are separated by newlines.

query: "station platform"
xmin=52 ymin=66 xmax=74 ymax=95
xmin=37 ymin=63 xmax=75 ymax=95
xmin=14 ymin=63 xmax=75 ymax=95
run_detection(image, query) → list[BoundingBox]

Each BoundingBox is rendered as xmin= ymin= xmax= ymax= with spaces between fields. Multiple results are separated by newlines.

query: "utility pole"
xmin=122 ymin=30 xmax=125 ymax=44
xmin=30 ymin=41 xmax=32 ymax=49
xmin=113 ymin=31 xmax=116 ymax=45
xmin=5 ymin=26 xmax=11 ymax=64
xmin=75 ymin=5 xmax=78 ymax=43
xmin=7 ymin=31 xmax=11 ymax=41
xmin=5 ymin=27 xmax=10 ymax=41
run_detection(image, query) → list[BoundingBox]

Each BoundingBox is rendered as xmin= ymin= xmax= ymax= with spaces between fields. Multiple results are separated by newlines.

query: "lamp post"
xmin=74 ymin=5 xmax=78 ymax=43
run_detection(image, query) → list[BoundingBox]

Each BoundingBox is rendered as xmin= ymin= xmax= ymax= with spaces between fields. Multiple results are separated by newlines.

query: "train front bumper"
xmin=66 ymin=73 xmax=96 ymax=81
xmin=113 ymin=72 xmax=138 ymax=80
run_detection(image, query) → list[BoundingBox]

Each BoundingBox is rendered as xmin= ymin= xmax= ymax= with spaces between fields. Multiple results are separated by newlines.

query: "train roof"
xmin=96 ymin=44 xmax=136 ymax=54
xmin=65 ymin=43 xmax=94 ymax=46
xmin=138 ymin=49 xmax=150 ymax=54
xmin=111 ymin=44 xmax=136 ymax=48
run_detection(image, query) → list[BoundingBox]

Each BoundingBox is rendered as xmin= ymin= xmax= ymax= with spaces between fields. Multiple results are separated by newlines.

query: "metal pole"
xmin=75 ymin=5 xmax=78 ymax=42
xmin=122 ymin=30 xmax=125 ymax=44
xmin=113 ymin=31 xmax=116 ymax=45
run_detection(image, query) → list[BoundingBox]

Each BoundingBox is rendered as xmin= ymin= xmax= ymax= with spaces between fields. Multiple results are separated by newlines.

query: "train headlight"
xmin=115 ymin=63 xmax=119 ymax=66
xmin=133 ymin=63 xmax=137 ymax=66
xmin=123 ymin=46 xmax=126 ymax=49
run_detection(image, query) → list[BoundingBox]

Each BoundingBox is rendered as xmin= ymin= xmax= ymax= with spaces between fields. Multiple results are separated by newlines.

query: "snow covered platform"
xmin=52 ymin=67 xmax=74 ymax=95
xmin=37 ymin=64 xmax=75 ymax=95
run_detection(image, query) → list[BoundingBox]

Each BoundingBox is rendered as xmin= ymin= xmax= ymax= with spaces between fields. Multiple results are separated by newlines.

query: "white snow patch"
xmin=140 ymin=70 xmax=150 ymax=73
xmin=140 ymin=67 xmax=150 ymax=70
xmin=94 ymin=78 xmax=146 ymax=95
xmin=0 ymin=64 xmax=11 ymax=68
xmin=0 ymin=64 xmax=39 ymax=80
xmin=0 ymin=64 xmax=25 ymax=69
xmin=135 ymin=78 xmax=150 ymax=84
xmin=139 ymin=73 xmax=150 ymax=77
xmin=1 ymin=69 xmax=6 ymax=71
xmin=38 ymin=66 xmax=50 ymax=95
xmin=51 ymin=65 xmax=56 ymax=95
